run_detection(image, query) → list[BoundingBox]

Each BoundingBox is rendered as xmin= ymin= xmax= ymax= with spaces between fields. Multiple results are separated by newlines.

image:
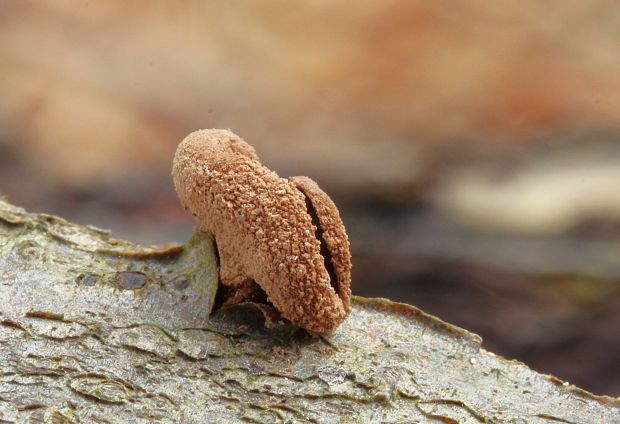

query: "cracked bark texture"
xmin=0 ymin=198 xmax=619 ymax=424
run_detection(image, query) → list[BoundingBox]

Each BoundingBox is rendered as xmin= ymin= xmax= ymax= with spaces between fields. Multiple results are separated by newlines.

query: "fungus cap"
xmin=172 ymin=129 xmax=352 ymax=333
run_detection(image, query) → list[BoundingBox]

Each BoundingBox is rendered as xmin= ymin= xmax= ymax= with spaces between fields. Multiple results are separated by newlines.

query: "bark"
xmin=0 ymin=198 xmax=618 ymax=423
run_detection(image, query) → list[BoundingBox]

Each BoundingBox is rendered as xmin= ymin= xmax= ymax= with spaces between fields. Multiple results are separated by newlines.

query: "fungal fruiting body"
xmin=172 ymin=129 xmax=352 ymax=333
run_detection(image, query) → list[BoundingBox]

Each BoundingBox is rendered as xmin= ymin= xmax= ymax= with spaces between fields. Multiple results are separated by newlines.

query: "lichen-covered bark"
xmin=0 ymin=198 xmax=618 ymax=423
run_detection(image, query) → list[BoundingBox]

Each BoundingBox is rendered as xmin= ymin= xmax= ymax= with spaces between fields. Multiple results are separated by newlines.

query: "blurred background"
xmin=1 ymin=1 xmax=620 ymax=396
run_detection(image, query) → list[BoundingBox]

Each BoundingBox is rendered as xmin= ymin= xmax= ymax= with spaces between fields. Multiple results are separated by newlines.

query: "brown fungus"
xmin=172 ymin=129 xmax=352 ymax=333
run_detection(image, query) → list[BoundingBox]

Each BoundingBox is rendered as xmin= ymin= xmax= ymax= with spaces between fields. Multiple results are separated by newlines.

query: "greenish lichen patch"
xmin=177 ymin=329 xmax=234 ymax=359
xmin=11 ymin=315 xmax=90 ymax=340
xmin=69 ymin=374 xmax=132 ymax=404
xmin=0 ymin=198 xmax=28 ymax=226
xmin=109 ymin=325 xmax=177 ymax=358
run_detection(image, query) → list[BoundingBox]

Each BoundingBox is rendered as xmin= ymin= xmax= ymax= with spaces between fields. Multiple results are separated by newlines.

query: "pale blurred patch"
xmin=436 ymin=140 xmax=620 ymax=234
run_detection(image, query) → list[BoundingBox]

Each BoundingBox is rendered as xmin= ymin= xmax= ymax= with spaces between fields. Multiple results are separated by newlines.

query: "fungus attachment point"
xmin=172 ymin=129 xmax=352 ymax=333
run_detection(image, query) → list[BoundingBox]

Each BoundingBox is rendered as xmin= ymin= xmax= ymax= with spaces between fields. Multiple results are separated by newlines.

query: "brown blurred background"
xmin=1 ymin=1 xmax=620 ymax=396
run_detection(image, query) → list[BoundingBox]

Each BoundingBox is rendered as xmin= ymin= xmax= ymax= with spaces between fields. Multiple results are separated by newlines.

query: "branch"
xmin=0 ymin=198 xmax=618 ymax=423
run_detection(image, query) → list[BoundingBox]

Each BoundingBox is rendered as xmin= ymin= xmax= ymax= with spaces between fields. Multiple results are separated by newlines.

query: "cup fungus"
xmin=172 ymin=129 xmax=352 ymax=333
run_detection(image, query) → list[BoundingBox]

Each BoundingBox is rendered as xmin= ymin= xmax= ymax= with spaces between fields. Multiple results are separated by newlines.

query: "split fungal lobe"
xmin=172 ymin=129 xmax=352 ymax=333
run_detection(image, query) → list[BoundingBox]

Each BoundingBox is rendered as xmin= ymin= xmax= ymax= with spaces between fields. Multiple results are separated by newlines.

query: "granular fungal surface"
xmin=172 ymin=129 xmax=352 ymax=333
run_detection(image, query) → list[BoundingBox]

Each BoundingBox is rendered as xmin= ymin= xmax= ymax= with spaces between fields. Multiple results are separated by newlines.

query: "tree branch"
xmin=0 ymin=198 xmax=618 ymax=423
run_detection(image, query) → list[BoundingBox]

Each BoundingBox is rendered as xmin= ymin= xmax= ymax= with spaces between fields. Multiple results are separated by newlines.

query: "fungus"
xmin=172 ymin=129 xmax=352 ymax=333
